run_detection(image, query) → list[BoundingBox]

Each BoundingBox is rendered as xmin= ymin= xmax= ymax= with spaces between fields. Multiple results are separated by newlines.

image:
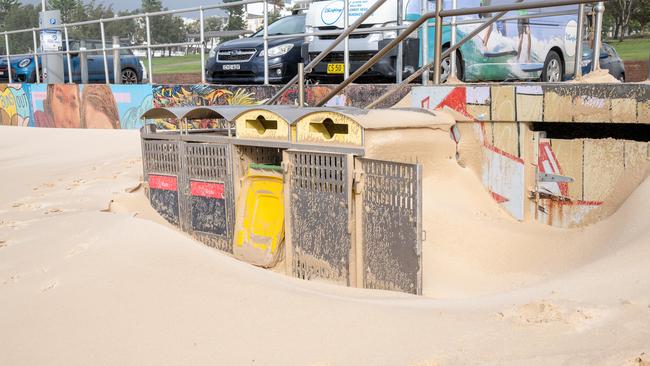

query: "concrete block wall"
xmin=412 ymin=84 xmax=650 ymax=228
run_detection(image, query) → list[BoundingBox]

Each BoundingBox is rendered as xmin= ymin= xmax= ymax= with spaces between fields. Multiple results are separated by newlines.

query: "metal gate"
xmin=142 ymin=139 xmax=181 ymax=225
xmin=359 ymin=158 xmax=422 ymax=295
xmin=288 ymin=151 xmax=351 ymax=285
xmin=181 ymin=141 xmax=234 ymax=253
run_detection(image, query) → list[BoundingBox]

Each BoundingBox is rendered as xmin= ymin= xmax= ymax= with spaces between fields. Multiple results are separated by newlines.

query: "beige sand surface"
xmin=1 ymin=126 xmax=649 ymax=365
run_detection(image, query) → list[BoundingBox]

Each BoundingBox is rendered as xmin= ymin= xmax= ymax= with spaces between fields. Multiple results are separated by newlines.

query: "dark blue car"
xmin=205 ymin=15 xmax=305 ymax=84
xmin=0 ymin=39 xmax=145 ymax=83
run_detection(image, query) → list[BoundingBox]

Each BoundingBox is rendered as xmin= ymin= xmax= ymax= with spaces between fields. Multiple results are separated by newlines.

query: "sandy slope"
xmin=0 ymin=126 xmax=649 ymax=366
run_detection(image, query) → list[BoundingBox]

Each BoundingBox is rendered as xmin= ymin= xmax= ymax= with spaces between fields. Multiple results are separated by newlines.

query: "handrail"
xmin=315 ymin=0 xmax=610 ymax=107
xmin=366 ymin=0 xmax=524 ymax=109
xmin=264 ymin=0 xmax=391 ymax=105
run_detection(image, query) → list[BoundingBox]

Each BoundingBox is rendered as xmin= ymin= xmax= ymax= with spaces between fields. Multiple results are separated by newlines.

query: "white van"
xmin=303 ymin=0 xmax=419 ymax=82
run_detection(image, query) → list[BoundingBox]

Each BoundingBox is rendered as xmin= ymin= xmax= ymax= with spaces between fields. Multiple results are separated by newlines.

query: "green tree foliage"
xmin=223 ymin=0 xmax=247 ymax=41
xmin=1 ymin=4 xmax=39 ymax=54
xmin=0 ymin=0 xmax=19 ymax=28
xmin=139 ymin=0 xmax=187 ymax=56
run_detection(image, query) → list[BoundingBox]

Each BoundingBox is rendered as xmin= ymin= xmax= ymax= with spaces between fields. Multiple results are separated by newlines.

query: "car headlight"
xmin=209 ymin=48 xmax=217 ymax=59
xmin=18 ymin=58 xmax=31 ymax=68
xmin=259 ymin=43 xmax=294 ymax=58
xmin=305 ymin=25 xmax=314 ymax=43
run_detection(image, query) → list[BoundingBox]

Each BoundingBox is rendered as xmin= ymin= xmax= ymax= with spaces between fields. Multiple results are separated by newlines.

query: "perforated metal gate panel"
xmin=142 ymin=139 xmax=180 ymax=225
xmin=181 ymin=142 xmax=234 ymax=252
xmin=360 ymin=158 xmax=422 ymax=295
xmin=289 ymin=151 xmax=351 ymax=285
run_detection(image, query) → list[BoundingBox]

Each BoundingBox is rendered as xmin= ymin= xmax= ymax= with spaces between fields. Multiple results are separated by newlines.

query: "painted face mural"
xmin=47 ymin=84 xmax=81 ymax=128
xmin=81 ymin=85 xmax=120 ymax=129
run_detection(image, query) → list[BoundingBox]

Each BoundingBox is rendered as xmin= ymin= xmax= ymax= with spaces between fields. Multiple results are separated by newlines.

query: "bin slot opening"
xmin=246 ymin=115 xmax=278 ymax=135
xmin=309 ymin=118 xmax=349 ymax=140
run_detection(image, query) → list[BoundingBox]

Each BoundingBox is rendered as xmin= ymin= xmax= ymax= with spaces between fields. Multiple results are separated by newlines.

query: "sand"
xmin=1 ymin=125 xmax=649 ymax=365
xmin=571 ymin=68 xmax=622 ymax=83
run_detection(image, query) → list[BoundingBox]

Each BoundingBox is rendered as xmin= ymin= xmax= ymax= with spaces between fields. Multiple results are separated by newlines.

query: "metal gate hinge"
xmin=353 ymin=171 xmax=363 ymax=193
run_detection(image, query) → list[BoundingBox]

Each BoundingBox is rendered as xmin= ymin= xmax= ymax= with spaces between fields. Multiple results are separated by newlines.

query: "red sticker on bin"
xmin=149 ymin=175 xmax=177 ymax=191
xmin=190 ymin=181 xmax=225 ymax=199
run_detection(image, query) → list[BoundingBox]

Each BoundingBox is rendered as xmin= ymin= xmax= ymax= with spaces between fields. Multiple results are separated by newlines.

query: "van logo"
xmin=321 ymin=0 xmax=344 ymax=25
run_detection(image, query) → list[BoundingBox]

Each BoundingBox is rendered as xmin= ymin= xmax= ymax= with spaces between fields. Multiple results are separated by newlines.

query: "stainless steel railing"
xmin=315 ymin=0 xmax=610 ymax=108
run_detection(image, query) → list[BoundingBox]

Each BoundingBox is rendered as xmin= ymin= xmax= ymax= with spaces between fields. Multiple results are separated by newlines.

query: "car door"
xmin=87 ymin=41 xmax=108 ymax=82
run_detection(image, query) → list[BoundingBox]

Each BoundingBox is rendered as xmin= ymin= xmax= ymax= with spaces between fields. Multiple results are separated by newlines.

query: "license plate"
xmin=222 ymin=64 xmax=240 ymax=70
xmin=327 ymin=63 xmax=344 ymax=74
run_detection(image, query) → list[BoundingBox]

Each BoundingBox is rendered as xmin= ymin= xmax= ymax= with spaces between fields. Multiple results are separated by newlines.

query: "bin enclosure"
xmin=140 ymin=105 xmax=455 ymax=295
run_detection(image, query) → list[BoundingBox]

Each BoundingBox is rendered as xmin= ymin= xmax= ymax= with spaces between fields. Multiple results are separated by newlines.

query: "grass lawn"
xmin=606 ymin=38 xmax=650 ymax=61
xmin=141 ymin=54 xmax=203 ymax=74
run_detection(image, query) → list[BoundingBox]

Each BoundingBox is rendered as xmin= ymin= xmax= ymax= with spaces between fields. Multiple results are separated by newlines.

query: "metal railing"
xmin=0 ymin=0 xmax=264 ymax=84
xmin=313 ymin=0 xmax=609 ymax=108
xmin=0 ymin=0 xmax=413 ymax=85
xmin=1 ymin=0 xmax=609 ymax=97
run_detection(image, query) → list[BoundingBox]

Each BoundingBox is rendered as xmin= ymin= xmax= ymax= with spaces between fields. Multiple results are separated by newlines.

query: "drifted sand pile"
xmin=0 ymin=126 xmax=649 ymax=365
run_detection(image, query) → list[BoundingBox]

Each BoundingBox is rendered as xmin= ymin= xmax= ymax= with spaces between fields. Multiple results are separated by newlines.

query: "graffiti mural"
xmin=151 ymin=85 xmax=269 ymax=129
xmin=0 ymin=84 xmax=33 ymax=127
xmin=29 ymin=84 xmax=153 ymax=129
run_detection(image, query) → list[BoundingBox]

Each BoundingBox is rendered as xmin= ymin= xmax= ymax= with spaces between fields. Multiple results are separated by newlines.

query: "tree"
xmin=631 ymin=0 xmax=650 ymax=33
xmin=610 ymin=0 xmax=636 ymax=41
xmin=0 ymin=0 xmax=19 ymax=28
xmin=2 ymin=4 xmax=39 ymax=54
xmin=223 ymin=0 xmax=247 ymax=41
xmin=47 ymin=0 xmax=86 ymax=24
xmin=138 ymin=0 xmax=186 ymax=56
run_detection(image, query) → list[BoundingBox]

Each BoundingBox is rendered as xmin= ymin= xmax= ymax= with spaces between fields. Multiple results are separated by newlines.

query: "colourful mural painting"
xmin=29 ymin=84 xmax=153 ymax=130
xmin=0 ymin=84 xmax=33 ymax=127
xmin=1 ymin=83 xmax=414 ymax=130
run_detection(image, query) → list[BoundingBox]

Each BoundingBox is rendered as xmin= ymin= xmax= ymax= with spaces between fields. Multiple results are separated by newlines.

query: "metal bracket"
xmin=537 ymin=172 xmax=574 ymax=183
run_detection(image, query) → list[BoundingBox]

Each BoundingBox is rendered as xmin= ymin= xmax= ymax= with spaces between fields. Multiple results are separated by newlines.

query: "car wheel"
xmin=435 ymin=48 xmax=463 ymax=83
xmin=541 ymin=51 xmax=563 ymax=82
xmin=121 ymin=68 xmax=139 ymax=84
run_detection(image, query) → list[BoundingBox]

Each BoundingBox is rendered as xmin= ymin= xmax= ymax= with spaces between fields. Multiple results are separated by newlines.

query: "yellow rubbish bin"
xmin=233 ymin=164 xmax=285 ymax=267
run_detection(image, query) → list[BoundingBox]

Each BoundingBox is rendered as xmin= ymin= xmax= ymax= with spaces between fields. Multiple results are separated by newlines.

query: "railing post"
xmin=450 ymin=0 xmax=457 ymax=79
xmin=146 ymin=15 xmax=153 ymax=84
xmin=344 ymin=0 xmax=350 ymax=79
xmin=100 ymin=19 xmax=110 ymax=83
xmin=32 ymin=30 xmax=41 ymax=83
xmin=113 ymin=35 xmax=121 ymax=84
xmin=298 ymin=62 xmax=305 ymax=107
xmin=199 ymin=7 xmax=206 ymax=84
xmin=263 ymin=0 xmax=269 ymax=85
xmin=573 ymin=3 xmax=585 ymax=79
xmin=396 ymin=0 xmax=403 ymax=82
xmin=80 ymin=40 xmax=88 ymax=84
xmin=64 ymin=25 xmax=73 ymax=83
xmin=421 ymin=0 xmax=429 ymax=85
xmin=4 ymin=33 xmax=13 ymax=83
xmin=432 ymin=0 xmax=443 ymax=84
xmin=591 ymin=1 xmax=604 ymax=72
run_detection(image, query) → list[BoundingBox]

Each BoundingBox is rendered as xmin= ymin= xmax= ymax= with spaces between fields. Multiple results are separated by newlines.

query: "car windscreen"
xmin=252 ymin=15 xmax=305 ymax=37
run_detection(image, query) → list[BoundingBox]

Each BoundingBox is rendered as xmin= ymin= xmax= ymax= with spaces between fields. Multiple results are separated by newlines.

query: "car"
xmin=304 ymin=0 xmax=419 ymax=83
xmin=205 ymin=14 xmax=306 ymax=84
xmin=580 ymin=42 xmax=626 ymax=81
xmin=0 ymin=39 xmax=145 ymax=84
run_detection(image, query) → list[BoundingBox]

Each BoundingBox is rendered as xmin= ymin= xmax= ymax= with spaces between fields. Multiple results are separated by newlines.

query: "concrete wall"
xmin=0 ymin=83 xmax=411 ymax=130
xmin=412 ymin=84 xmax=650 ymax=228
